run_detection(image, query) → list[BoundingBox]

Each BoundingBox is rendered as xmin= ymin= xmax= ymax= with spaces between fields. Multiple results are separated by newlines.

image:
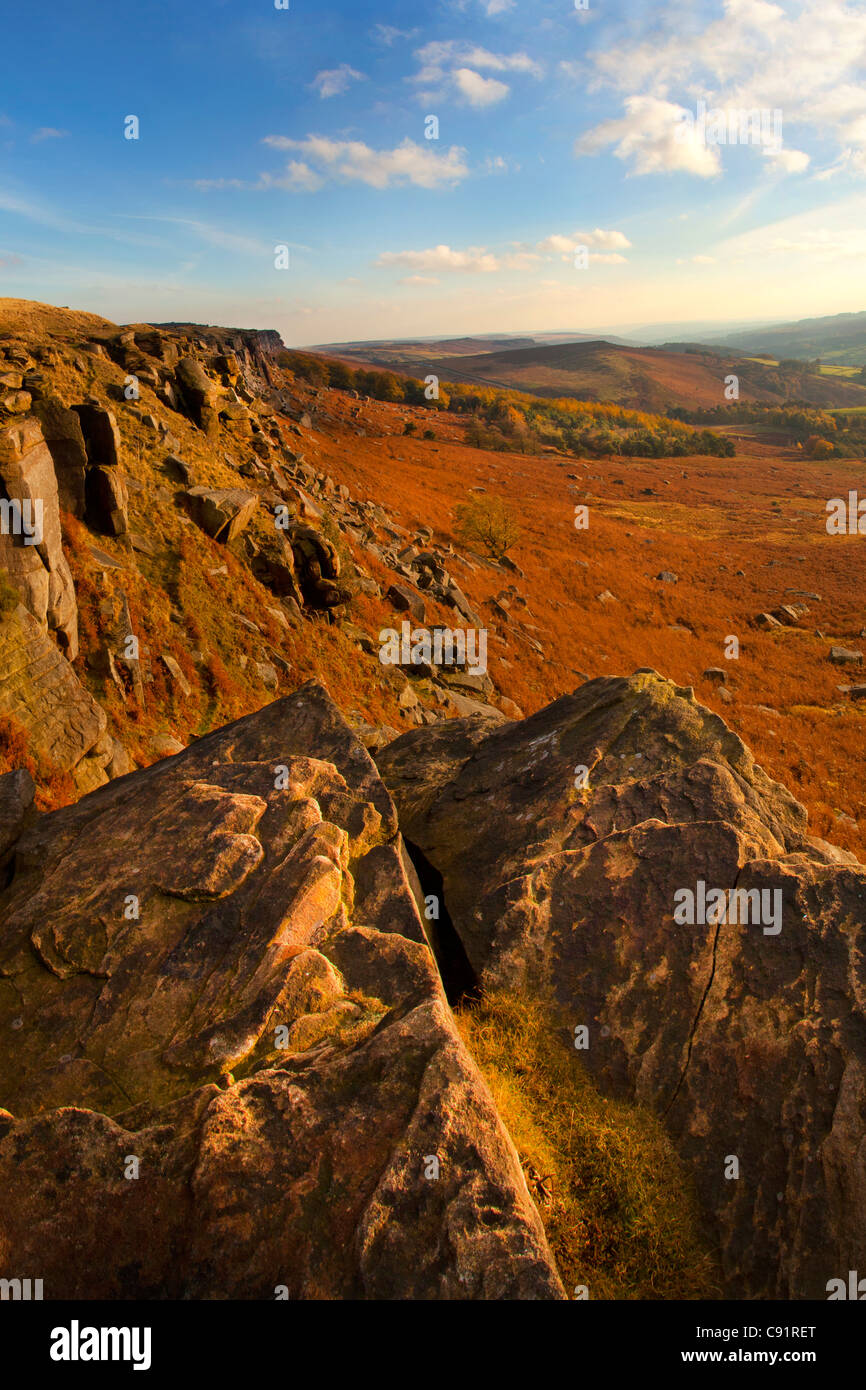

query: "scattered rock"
xmin=387 ymin=583 xmax=426 ymax=623
xmin=186 ymin=487 xmax=258 ymax=543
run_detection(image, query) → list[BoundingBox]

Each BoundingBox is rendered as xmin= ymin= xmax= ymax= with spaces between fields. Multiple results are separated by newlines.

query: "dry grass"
xmin=0 ymin=713 xmax=76 ymax=810
xmin=456 ymin=989 xmax=722 ymax=1300
xmin=310 ymin=397 xmax=866 ymax=859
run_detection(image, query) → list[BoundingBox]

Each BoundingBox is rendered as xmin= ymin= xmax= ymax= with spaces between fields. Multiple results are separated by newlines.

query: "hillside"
xmin=703 ymin=309 xmax=866 ymax=367
xmin=2 ymin=296 xmax=866 ymax=1305
xmin=315 ymin=336 xmax=866 ymax=413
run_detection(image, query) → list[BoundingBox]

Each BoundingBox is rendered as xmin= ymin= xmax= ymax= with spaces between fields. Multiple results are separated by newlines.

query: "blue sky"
xmin=1 ymin=0 xmax=865 ymax=343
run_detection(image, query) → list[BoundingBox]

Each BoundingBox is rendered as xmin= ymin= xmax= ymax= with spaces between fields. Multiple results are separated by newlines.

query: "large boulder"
xmin=175 ymin=356 xmax=219 ymax=437
xmin=0 ymin=682 xmax=563 ymax=1301
xmin=186 ymin=486 xmax=258 ymax=543
xmin=376 ymin=670 xmax=866 ymax=1299
xmin=0 ymin=416 xmax=78 ymax=658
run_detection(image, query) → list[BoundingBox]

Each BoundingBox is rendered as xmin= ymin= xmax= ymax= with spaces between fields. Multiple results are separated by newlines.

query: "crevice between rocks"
xmin=402 ymin=837 xmax=479 ymax=1007
xmin=663 ymin=914 xmax=723 ymax=1118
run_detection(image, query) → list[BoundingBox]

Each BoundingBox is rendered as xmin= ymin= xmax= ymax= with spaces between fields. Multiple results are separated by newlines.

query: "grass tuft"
xmin=456 ymin=989 xmax=722 ymax=1300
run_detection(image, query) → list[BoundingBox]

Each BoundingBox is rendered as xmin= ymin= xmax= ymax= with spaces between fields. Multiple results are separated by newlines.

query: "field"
xmin=310 ymin=386 xmax=866 ymax=861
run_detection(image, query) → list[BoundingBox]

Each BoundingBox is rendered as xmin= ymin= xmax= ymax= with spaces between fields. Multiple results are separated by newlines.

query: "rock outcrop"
xmin=0 ymin=416 xmax=79 ymax=658
xmin=32 ymin=396 xmax=88 ymax=517
xmin=0 ymin=604 xmax=110 ymax=792
xmin=376 ymin=670 xmax=866 ymax=1299
xmin=174 ymin=356 xmax=220 ymax=438
xmin=0 ymin=682 xmax=563 ymax=1301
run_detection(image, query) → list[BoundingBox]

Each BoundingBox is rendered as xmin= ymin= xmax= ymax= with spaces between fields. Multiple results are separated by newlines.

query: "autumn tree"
xmin=454 ymin=494 xmax=521 ymax=559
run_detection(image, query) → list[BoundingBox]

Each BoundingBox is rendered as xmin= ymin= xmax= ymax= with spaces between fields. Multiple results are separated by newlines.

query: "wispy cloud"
xmin=373 ymin=24 xmax=418 ymax=45
xmin=310 ymin=64 xmax=365 ymax=99
xmin=115 ymin=213 xmax=276 ymax=257
xmin=30 ymin=127 xmax=69 ymax=143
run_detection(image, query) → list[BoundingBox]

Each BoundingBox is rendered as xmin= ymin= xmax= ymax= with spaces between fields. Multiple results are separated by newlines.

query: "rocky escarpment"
xmin=0 ymin=682 xmax=563 ymax=1300
xmin=1 ymin=303 xmax=528 ymax=807
xmin=377 ymin=670 xmax=866 ymax=1299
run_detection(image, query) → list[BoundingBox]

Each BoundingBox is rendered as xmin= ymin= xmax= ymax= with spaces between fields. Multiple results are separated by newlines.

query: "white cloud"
xmin=578 ymin=96 xmax=722 ymax=177
xmin=261 ymin=135 xmax=469 ymax=189
xmin=401 ymin=274 xmax=440 ymax=284
xmin=691 ymin=254 xmax=717 ymax=264
xmin=581 ymin=0 xmax=866 ymax=177
xmin=481 ymin=0 xmax=515 ymax=13
xmin=310 ymin=65 xmax=366 ymax=99
xmin=377 ymin=244 xmax=501 ymax=272
xmin=410 ymin=39 xmax=542 ymax=104
xmin=30 ymin=127 xmax=69 ymax=143
xmin=764 ymin=146 xmax=810 ymax=173
xmin=537 ymin=228 xmax=632 ymax=257
xmin=454 ymin=68 xmax=510 ymax=106
xmin=377 ymin=236 xmax=624 ymax=277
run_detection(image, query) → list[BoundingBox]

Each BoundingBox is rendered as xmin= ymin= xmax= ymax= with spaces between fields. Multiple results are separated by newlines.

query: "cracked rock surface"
xmin=0 ymin=681 xmax=563 ymax=1300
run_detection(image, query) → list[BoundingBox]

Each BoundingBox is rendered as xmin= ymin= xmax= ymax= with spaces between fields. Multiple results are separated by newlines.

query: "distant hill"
xmin=310 ymin=330 xmax=636 ymax=368
xmin=315 ymin=337 xmax=866 ymax=413
xmin=700 ymin=310 xmax=866 ymax=366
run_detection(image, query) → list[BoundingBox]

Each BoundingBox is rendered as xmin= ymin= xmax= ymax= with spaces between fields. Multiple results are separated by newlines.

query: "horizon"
xmin=1 ymin=0 xmax=866 ymax=344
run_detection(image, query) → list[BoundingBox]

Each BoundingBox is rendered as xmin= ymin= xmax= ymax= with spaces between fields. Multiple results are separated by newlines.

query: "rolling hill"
xmin=315 ymin=336 xmax=866 ymax=413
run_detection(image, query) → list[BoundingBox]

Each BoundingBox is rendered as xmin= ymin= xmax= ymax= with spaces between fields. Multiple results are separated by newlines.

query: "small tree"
xmin=454 ymin=494 xmax=521 ymax=559
xmin=806 ymin=435 xmax=835 ymax=458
